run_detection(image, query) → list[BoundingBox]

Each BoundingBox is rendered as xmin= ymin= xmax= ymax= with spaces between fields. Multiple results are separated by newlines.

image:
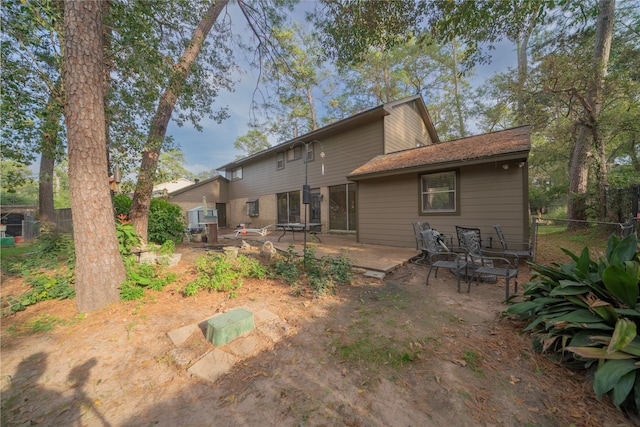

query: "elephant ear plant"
xmin=506 ymin=233 xmax=640 ymax=415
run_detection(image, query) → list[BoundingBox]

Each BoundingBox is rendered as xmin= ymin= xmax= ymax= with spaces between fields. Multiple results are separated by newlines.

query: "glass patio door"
xmin=329 ymin=184 xmax=356 ymax=231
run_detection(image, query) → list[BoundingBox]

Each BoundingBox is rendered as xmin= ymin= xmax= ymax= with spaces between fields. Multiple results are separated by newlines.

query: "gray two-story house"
xmin=172 ymin=95 xmax=531 ymax=249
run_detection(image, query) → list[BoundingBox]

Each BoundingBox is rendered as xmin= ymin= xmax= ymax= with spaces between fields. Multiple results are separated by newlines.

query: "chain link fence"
xmin=531 ymin=216 xmax=638 ymax=266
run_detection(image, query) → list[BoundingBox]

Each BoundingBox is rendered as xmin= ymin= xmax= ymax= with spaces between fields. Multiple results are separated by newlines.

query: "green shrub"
xmin=113 ymin=195 xmax=184 ymax=244
xmin=148 ymin=198 xmax=185 ymax=244
xmin=270 ymin=244 xmax=353 ymax=296
xmin=113 ymin=194 xmax=132 ymax=217
xmin=183 ymin=253 xmax=267 ymax=298
xmin=506 ymin=233 xmax=640 ymax=415
xmin=119 ymin=256 xmax=176 ymax=300
xmin=3 ymin=272 xmax=75 ymax=314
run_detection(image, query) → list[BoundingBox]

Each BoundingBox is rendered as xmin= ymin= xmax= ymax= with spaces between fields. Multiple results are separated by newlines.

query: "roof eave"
xmin=348 ymin=150 xmax=530 ymax=181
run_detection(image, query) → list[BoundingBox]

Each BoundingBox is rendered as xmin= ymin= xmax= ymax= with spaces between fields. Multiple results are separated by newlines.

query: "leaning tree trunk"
xmin=38 ymin=87 xmax=63 ymax=232
xmin=64 ymin=0 xmax=125 ymax=312
xmin=129 ymin=0 xmax=228 ymax=243
xmin=568 ymin=0 xmax=615 ymax=227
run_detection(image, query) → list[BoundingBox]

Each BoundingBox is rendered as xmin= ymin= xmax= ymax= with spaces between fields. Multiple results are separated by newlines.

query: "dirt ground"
xmin=0 ymin=243 xmax=634 ymax=426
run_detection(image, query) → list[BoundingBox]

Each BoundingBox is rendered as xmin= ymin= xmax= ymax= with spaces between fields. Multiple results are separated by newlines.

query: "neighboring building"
xmin=152 ymin=178 xmax=195 ymax=198
xmin=172 ymin=95 xmax=531 ymax=249
xmin=168 ymin=176 xmax=228 ymax=227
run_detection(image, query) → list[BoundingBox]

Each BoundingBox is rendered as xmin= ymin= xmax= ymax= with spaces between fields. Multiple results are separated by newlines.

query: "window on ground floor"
xmin=247 ymin=199 xmax=259 ymax=217
xmin=329 ymin=184 xmax=356 ymax=231
xmin=420 ymin=170 xmax=457 ymax=214
xmin=277 ymin=191 xmax=301 ymax=223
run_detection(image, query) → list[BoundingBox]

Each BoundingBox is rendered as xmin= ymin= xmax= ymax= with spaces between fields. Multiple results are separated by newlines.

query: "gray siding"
xmin=384 ymin=101 xmax=433 ymax=154
xmin=357 ymin=163 xmax=529 ymax=248
xmin=228 ymin=121 xmax=384 ymax=200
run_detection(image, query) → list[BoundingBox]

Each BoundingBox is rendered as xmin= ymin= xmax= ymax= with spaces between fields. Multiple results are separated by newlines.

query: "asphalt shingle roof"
xmin=348 ymin=125 xmax=531 ymax=179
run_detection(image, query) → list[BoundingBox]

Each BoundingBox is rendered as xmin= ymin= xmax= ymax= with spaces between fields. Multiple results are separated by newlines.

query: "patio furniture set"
xmin=413 ymin=222 xmax=533 ymax=299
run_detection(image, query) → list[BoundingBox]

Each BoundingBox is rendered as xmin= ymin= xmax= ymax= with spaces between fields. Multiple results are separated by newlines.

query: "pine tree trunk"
xmin=129 ymin=0 xmax=228 ymax=243
xmin=64 ymin=0 xmax=125 ymax=312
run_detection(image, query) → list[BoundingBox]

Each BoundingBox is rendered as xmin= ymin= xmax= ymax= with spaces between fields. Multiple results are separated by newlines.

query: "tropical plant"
xmin=115 ymin=215 xmax=141 ymax=255
xmin=506 ymin=233 xmax=640 ymax=414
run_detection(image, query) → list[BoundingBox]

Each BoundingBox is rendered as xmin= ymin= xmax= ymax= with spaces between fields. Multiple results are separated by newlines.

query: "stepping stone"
xmin=187 ymin=349 xmax=238 ymax=383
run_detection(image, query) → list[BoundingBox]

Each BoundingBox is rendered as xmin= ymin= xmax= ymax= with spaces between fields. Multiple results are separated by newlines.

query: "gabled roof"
xmin=169 ymin=175 xmax=228 ymax=197
xmin=218 ymin=96 xmax=439 ymax=171
xmin=348 ymin=125 xmax=531 ymax=180
xmin=152 ymin=178 xmax=194 ymax=194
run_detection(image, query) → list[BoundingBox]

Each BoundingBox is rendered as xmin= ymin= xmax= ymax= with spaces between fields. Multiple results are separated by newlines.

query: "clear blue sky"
xmin=167 ymin=3 xmax=518 ymax=176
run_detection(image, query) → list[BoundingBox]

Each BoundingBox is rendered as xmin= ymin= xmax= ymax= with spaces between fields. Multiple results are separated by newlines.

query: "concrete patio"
xmin=215 ymin=227 xmax=420 ymax=274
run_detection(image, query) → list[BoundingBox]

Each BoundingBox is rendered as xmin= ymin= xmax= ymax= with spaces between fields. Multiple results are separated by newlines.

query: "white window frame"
xmin=421 ymin=171 xmax=457 ymax=214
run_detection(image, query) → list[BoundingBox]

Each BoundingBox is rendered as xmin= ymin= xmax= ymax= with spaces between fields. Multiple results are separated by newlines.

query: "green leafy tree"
xmin=156 ymin=148 xmax=195 ymax=183
xmin=1 ymin=0 xmax=66 ymax=228
xmin=0 ymin=161 xmax=37 ymax=205
xmin=129 ymin=0 xmax=232 ymax=243
xmin=234 ymin=128 xmax=271 ymax=157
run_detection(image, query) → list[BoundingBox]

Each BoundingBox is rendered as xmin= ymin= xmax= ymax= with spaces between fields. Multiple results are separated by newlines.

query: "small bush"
xmin=116 ymin=215 xmax=141 ymax=255
xmin=3 ymin=272 xmax=75 ymax=315
xmin=183 ymin=253 xmax=266 ymax=298
xmin=113 ymin=195 xmax=184 ymax=244
xmin=119 ymin=256 xmax=176 ymax=301
xmin=148 ymin=198 xmax=185 ymax=244
xmin=270 ymin=244 xmax=353 ymax=296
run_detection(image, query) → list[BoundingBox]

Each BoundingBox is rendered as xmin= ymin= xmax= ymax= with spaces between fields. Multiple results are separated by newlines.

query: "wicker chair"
xmin=422 ymin=229 xmax=468 ymax=292
xmin=461 ymin=231 xmax=518 ymax=299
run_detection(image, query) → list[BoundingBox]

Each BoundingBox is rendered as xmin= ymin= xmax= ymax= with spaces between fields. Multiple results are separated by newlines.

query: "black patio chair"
xmin=411 ymin=221 xmax=432 ymax=264
xmin=493 ymin=224 xmax=533 ymax=261
xmin=455 ymin=226 xmax=491 ymax=250
xmin=460 ymin=231 xmax=518 ymax=299
xmin=422 ymin=229 xmax=468 ymax=293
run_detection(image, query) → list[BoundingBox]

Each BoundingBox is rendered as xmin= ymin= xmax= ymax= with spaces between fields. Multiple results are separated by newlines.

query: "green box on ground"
xmin=0 ymin=237 xmax=15 ymax=247
xmin=206 ymin=308 xmax=254 ymax=346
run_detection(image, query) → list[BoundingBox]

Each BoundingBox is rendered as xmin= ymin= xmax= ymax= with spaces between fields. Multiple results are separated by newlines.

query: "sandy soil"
xmin=0 ymin=243 xmax=633 ymax=426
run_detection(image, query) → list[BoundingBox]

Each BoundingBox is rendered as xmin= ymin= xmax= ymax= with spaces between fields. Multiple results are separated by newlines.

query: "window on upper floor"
xmin=229 ymin=166 xmax=242 ymax=181
xmin=276 ymin=152 xmax=285 ymax=170
xmin=420 ymin=171 xmax=457 ymax=214
xmin=287 ymin=146 xmax=302 ymax=161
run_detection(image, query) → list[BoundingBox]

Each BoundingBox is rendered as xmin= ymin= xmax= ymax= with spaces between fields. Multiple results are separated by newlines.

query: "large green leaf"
xmin=607 ymin=234 xmax=639 ymax=265
xmin=505 ymin=300 xmax=542 ymax=316
xmin=593 ymin=359 xmax=640 ymax=398
xmin=590 ymin=304 xmax=618 ymax=324
xmin=615 ymin=308 xmax=640 ymax=318
xmin=552 ymin=309 xmax=605 ymax=324
xmin=549 ymin=285 xmax=589 ymax=296
xmin=569 ymin=330 xmax=606 ymax=347
xmin=613 ymin=370 xmax=637 ymax=407
xmin=622 ymin=338 xmax=640 ymax=357
xmin=602 ymin=264 xmax=638 ymax=308
xmin=567 ymin=346 xmax=636 ymax=359
xmin=608 ymin=318 xmax=637 ymax=354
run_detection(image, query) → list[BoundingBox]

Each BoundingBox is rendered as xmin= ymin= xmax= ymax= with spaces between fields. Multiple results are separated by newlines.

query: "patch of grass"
xmin=333 ymin=335 xmax=427 ymax=369
xmin=5 ymin=314 xmax=64 ymax=336
xmin=461 ymin=350 xmax=483 ymax=374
